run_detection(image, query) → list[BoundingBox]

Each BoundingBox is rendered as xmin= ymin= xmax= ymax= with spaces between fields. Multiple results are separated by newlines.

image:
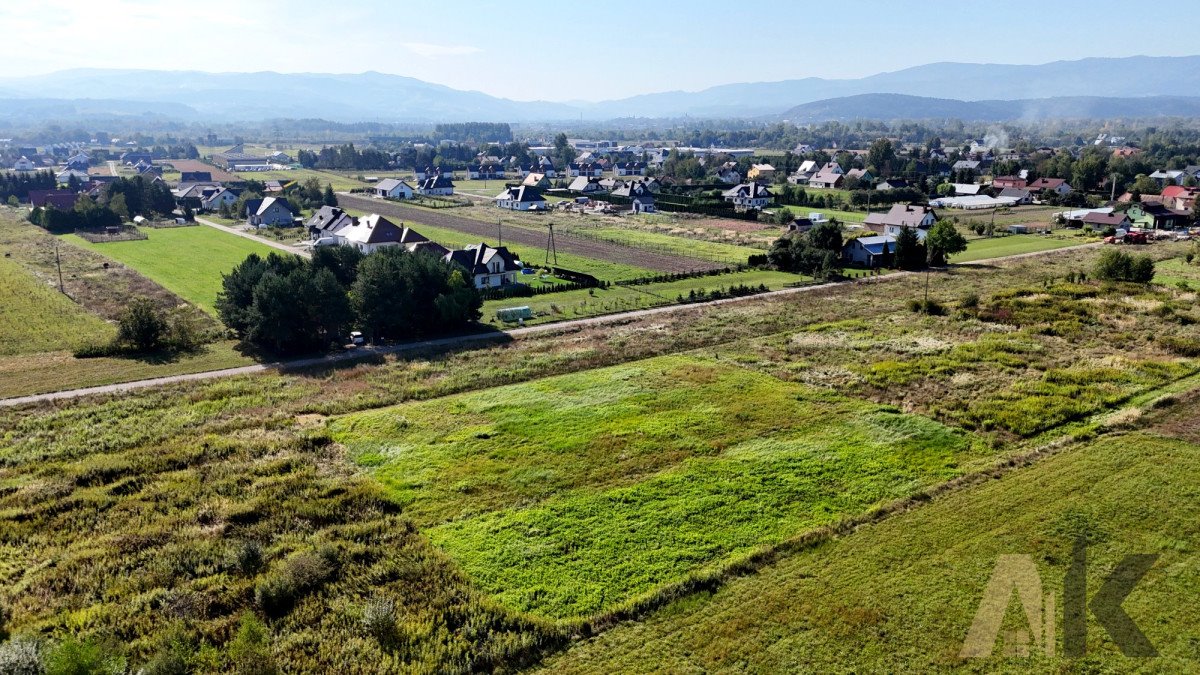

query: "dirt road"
xmin=338 ymin=193 xmax=725 ymax=274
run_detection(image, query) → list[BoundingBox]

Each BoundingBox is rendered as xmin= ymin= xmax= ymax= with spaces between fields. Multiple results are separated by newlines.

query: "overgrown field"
xmin=540 ymin=393 xmax=1200 ymax=673
xmin=65 ymin=225 xmax=278 ymax=314
xmin=1 ymin=243 xmax=1197 ymax=671
xmin=0 ymin=254 xmax=113 ymax=355
xmin=332 ymin=355 xmax=983 ymax=619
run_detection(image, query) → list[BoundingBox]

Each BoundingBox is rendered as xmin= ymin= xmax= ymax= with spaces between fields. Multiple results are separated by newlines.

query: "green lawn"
xmin=332 ymin=354 xmax=982 ymax=620
xmin=0 ymin=255 xmax=114 ymax=355
xmin=541 ymin=415 xmax=1200 ymax=672
xmin=1153 ymin=256 xmax=1200 ymax=289
xmin=65 ymin=226 xmax=278 ymax=314
xmin=240 ymin=168 xmax=368 ymax=192
xmin=481 ymin=270 xmax=805 ymax=326
xmin=572 ymin=226 xmax=763 ymax=263
xmin=952 ymin=233 xmax=1087 ymax=262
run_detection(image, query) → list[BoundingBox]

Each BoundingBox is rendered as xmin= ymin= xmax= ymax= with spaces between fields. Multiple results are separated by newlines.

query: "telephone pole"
xmin=497 ymin=216 xmax=502 ymax=248
xmin=55 ymin=240 xmax=65 ymax=295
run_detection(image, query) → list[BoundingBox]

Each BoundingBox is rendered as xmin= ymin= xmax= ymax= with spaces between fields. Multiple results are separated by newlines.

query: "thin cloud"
xmin=400 ymin=42 xmax=482 ymax=58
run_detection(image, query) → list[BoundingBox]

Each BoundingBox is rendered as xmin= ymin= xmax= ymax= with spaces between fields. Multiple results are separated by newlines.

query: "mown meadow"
xmin=1 ymin=242 xmax=1198 ymax=671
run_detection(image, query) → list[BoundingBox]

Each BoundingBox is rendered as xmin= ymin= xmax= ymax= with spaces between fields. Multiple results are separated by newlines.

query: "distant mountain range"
xmin=778 ymin=93 xmax=1200 ymax=122
xmin=1 ymin=56 xmax=1199 ymax=123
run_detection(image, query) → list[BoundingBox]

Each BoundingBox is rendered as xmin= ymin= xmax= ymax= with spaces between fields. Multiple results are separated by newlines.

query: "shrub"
xmin=116 ymin=298 xmax=168 ymax=352
xmin=959 ymin=293 xmax=979 ymax=309
xmin=1094 ymin=248 xmax=1154 ymax=283
xmin=255 ymin=548 xmax=338 ymax=617
xmin=361 ymin=597 xmax=397 ymax=642
xmin=229 ymin=540 xmax=264 ymax=575
xmin=0 ymin=635 xmax=43 ymax=675
xmin=1163 ymin=336 xmax=1200 ymax=357
xmin=227 ymin=614 xmax=276 ymax=675
xmin=43 ymin=636 xmax=125 ymax=675
xmin=0 ymin=599 xmax=9 ymax=640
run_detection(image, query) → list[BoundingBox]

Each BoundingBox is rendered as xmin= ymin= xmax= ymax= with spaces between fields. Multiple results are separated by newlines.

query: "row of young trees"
xmin=216 ymin=247 xmax=481 ymax=355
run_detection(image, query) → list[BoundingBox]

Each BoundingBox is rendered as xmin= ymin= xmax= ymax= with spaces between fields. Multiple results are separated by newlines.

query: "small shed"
xmin=496 ymin=306 xmax=533 ymax=322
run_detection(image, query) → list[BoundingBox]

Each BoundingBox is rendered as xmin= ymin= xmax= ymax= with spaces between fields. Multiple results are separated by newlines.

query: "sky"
xmin=1 ymin=0 xmax=1196 ymax=101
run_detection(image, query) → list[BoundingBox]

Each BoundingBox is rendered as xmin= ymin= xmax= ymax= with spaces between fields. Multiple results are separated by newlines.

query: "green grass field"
xmin=332 ymin=354 xmax=983 ymax=620
xmin=0 ymin=255 xmax=114 ymax=355
xmin=65 ymin=226 xmax=278 ymax=314
xmin=240 ymin=168 xmax=368 ymax=192
xmin=1153 ymin=256 xmax=1200 ymax=288
xmin=952 ymin=233 xmax=1088 ymax=262
xmin=570 ymin=226 xmax=763 ymax=263
xmin=481 ymin=269 xmax=805 ymax=326
xmin=541 ymin=409 xmax=1200 ymax=672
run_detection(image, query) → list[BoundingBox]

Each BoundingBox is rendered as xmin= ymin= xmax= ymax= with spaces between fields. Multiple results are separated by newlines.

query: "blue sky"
xmin=0 ymin=0 xmax=1194 ymax=100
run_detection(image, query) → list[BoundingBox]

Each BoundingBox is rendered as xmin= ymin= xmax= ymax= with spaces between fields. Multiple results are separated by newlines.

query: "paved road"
xmin=338 ymin=193 xmax=726 ymax=273
xmin=195 ymin=217 xmax=311 ymax=258
xmin=0 ymin=241 xmax=1101 ymax=409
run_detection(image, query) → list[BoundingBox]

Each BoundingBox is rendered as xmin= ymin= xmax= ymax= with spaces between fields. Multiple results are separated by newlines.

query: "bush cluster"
xmin=74 ymin=298 xmax=207 ymax=358
xmin=1094 ymin=248 xmax=1155 ymax=283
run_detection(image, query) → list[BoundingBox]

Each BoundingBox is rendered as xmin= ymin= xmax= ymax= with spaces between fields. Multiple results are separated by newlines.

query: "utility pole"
xmin=545 ymin=222 xmax=557 ymax=267
xmin=497 ymin=216 xmax=502 ymax=248
xmin=55 ymin=240 xmax=65 ymax=295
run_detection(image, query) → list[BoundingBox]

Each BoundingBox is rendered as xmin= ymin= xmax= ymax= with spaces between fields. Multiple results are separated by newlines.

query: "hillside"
xmin=778 ymin=93 xmax=1200 ymax=122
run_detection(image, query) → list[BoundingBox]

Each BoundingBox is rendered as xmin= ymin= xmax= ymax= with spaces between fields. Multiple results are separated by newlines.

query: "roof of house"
xmin=248 ymin=196 xmax=291 ymax=217
xmin=444 ymin=243 xmax=520 ymax=276
xmin=611 ymin=181 xmax=654 ymax=201
xmin=998 ymin=187 xmax=1031 ymax=199
xmin=1160 ymin=185 xmax=1199 ymax=199
xmin=1028 ymin=177 xmax=1068 ymax=190
xmin=845 ymin=168 xmax=870 ymax=179
xmin=1133 ymin=201 xmax=1189 ymax=218
xmin=568 ymin=176 xmax=602 ymax=192
xmin=521 ymin=172 xmax=548 ymax=187
xmin=28 ymin=189 xmax=77 ymax=210
xmin=848 ymin=235 xmax=897 ymax=255
xmin=722 ymin=182 xmax=774 ymax=199
xmin=1081 ymin=212 xmax=1129 ymax=226
xmin=339 ymin=214 xmax=429 ymax=246
xmin=495 ymin=185 xmax=546 ymax=203
xmin=751 ymin=163 xmax=775 ymax=171
xmin=418 ymin=176 xmax=455 ymax=190
xmin=375 ymin=178 xmax=412 ymax=192
xmin=863 ymin=203 xmax=938 ymax=228
xmin=809 ymin=164 xmax=843 ymax=185
xmin=878 ymin=179 xmax=910 ymax=189
xmin=307 ymin=205 xmax=355 ymax=234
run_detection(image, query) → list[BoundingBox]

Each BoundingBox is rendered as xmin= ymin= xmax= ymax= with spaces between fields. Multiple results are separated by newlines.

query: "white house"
xmin=494 ymin=185 xmax=548 ymax=210
xmin=611 ymin=181 xmax=656 ymax=214
xmin=864 ymin=203 xmax=938 ymax=240
xmin=202 ymin=187 xmax=239 ymax=211
xmin=374 ymin=178 xmax=414 ymax=199
xmin=336 ymin=214 xmax=440 ymax=254
xmin=12 ymin=156 xmax=35 ymax=172
xmin=417 ymin=176 xmax=455 ymax=196
xmin=721 ymin=182 xmax=774 ymax=209
xmin=615 ymin=161 xmax=647 ymax=176
xmin=444 ymin=243 xmax=521 ymax=288
xmin=246 ymin=197 xmax=294 ymax=227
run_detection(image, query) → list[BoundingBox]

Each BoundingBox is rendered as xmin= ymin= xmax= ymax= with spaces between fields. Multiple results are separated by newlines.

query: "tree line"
xmin=216 ymin=247 xmax=482 ymax=355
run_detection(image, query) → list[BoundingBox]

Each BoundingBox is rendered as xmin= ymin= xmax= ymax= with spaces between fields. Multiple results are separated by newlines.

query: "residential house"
xmin=494 ymin=185 xmax=548 ymax=211
xmin=845 ymin=168 xmax=873 ymax=183
xmin=28 ymin=190 xmax=78 ymax=210
xmin=307 ymin=205 xmax=356 ymax=241
xmin=337 ymin=214 xmax=440 ymax=254
xmin=263 ymin=180 xmax=286 ymax=194
xmin=615 ymin=161 xmax=647 ymax=177
xmin=1027 ymin=177 xmax=1072 ymax=196
xmin=747 ymin=163 xmax=776 ymax=181
xmin=536 ymin=157 xmax=557 ymax=177
xmin=952 ymin=159 xmax=981 ymax=173
xmin=998 ymin=187 xmax=1033 ymax=205
xmin=611 ymin=181 xmax=656 ymax=214
xmin=245 ymin=196 xmax=294 ymax=227
xmin=992 ymin=176 xmax=1027 ymax=189
xmin=786 ymin=217 xmax=815 ymax=234
xmin=842 ymin=235 xmax=896 ymax=268
xmin=1127 ymin=201 xmax=1190 ymax=230
xmin=864 ymin=203 xmax=938 ymax=239
xmin=1080 ymin=212 xmax=1132 ymax=230
xmin=467 ymin=164 xmax=504 ymax=180
xmin=120 ymin=151 xmax=152 ymax=166
xmin=12 ymin=156 xmax=36 ymax=172
xmin=1149 ymin=169 xmax=1186 ymax=186
xmin=416 ymin=176 xmax=456 ymax=196
xmin=876 ymin=178 xmax=910 ymax=191
xmin=65 ymin=153 xmax=90 ymax=171
xmin=444 ymin=243 xmax=521 ymax=289
xmin=414 ymin=166 xmax=451 ymax=181
xmin=201 ymin=187 xmax=238 ymax=212
xmin=568 ymin=176 xmax=606 ymax=194
xmin=55 ymin=169 xmax=89 ymax=184
xmin=721 ymin=182 xmax=773 ymax=209
xmin=807 ymin=163 xmax=844 ymax=189
xmin=787 ymin=160 xmax=820 ymax=185
xmin=567 ymin=162 xmax=603 ymax=178
xmin=1160 ymin=185 xmax=1200 ymax=211
xmin=521 ymin=172 xmax=550 ymax=189
xmin=374 ymin=178 xmax=414 ymax=199
xmin=180 ymin=171 xmax=212 ymax=183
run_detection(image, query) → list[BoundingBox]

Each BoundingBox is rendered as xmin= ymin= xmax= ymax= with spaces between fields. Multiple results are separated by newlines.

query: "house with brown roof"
xmin=1027 ymin=177 xmax=1072 ymax=196
xmin=1079 ymin=211 xmax=1131 ymax=230
xmin=28 ymin=189 xmax=78 ymax=210
xmin=808 ymin=163 xmax=844 ymax=189
xmin=864 ymin=203 xmax=938 ymax=239
xmin=992 ymin=176 xmax=1027 ymax=189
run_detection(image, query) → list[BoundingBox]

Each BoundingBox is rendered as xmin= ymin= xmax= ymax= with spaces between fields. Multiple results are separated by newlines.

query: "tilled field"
xmin=339 ymin=193 xmax=726 ymax=274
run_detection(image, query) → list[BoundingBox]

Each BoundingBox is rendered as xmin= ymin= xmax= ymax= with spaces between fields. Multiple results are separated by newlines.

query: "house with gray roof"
xmin=444 ymin=243 xmax=521 ymax=288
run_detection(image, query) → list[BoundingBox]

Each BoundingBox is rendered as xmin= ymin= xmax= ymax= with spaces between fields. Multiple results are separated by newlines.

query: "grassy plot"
xmin=65 ymin=226 xmax=279 ymax=314
xmin=952 ymin=233 xmax=1089 ymax=262
xmin=481 ymin=269 xmax=805 ymax=326
xmin=541 ymin=409 xmax=1200 ymax=673
xmin=238 ymin=168 xmax=368 ymax=192
xmin=332 ymin=354 xmax=984 ymax=619
xmin=0 ymin=254 xmax=114 ymax=355
xmin=1153 ymin=256 xmax=1200 ymax=288
xmin=564 ymin=226 xmax=763 ymax=263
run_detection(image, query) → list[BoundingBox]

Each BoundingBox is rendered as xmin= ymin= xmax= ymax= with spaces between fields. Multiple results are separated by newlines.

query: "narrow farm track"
xmin=0 ymin=241 xmax=1104 ymax=409
xmin=338 ymin=193 xmax=725 ymax=273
